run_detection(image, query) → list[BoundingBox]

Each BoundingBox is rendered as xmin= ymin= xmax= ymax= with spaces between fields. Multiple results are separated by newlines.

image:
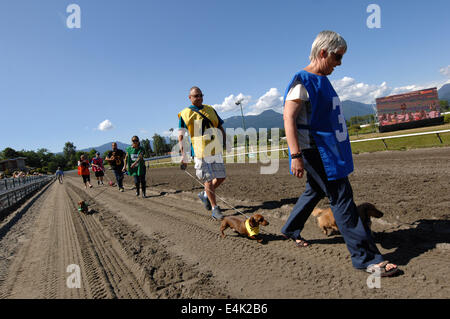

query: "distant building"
xmin=376 ymin=87 xmax=443 ymax=132
xmin=0 ymin=157 xmax=27 ymax=173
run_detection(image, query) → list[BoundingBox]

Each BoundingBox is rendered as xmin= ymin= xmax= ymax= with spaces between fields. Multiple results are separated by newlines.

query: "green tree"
xmin=141 ymin=138 xmax=153 ymax=157
xmin=102 ymin=151 xmax=110 ymax=163
xmin=2 ymin=147 xmax=19 ymax=159
xmin=21 ymin=150 xmax=41 ymax=168
xmin=440 ymin=100 xmax=449 ymax=112
xmin=63 ymin=142 xmax=77 ymax=167
xmin=152 ymin=134 xmax=168 ymax=155
xmin=88 ymin=149 xmax=97 ymax=159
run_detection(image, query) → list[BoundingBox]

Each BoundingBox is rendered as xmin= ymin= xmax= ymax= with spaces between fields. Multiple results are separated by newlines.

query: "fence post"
xmin=436 ymin=133 xmax=443 ymax=144
xmin=381 ymin=139 xmax=388 ymax=150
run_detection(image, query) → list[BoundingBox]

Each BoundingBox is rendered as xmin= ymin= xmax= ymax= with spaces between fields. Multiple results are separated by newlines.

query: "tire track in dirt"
xmin=64 ymin=177 xmax=379 ymax=298
xmin=0 ymin=181 xmax=79 ymax=298
xmin=65 ymin=180 xmax=231 ymax=298
xmin=0 ymin=180 xmax=153 ymax=298
xmin=80 ymin=161 xmax=449 ymax=299
xmin=64 ymin=185 xmax=151 ymax=298
xmin=0 ymin=182 xmax=54 ymax=298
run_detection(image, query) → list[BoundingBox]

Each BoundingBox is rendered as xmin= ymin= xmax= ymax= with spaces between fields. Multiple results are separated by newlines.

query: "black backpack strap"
xmin=190 ymin=108 xmax=215 ymax=128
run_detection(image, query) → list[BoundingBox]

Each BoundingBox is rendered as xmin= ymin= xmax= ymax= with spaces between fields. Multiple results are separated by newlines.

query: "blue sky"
xmin=1 ymin=0 xmax=449 ymax=153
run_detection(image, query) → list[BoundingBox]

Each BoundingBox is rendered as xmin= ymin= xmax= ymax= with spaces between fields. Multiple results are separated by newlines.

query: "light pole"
xmin=235 ymin=98 xmax=246 ymax=131
xmin=235 ymin=98 xmax=250 ymax=157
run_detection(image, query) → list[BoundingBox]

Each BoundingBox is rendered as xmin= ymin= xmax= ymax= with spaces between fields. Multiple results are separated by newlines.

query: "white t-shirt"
xmin=285 ymin=80 xmax=315 ymax=150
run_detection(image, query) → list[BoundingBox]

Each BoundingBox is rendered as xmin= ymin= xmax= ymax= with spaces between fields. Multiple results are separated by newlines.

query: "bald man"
xmin=105 ymin=142 xmax=126 ymax=192
xmin=178 ymin=87 xmax=227 ymax=220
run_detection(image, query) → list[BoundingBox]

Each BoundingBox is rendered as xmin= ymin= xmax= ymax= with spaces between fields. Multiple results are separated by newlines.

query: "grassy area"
xmin=350 ymin=123 xmax=450 ymax=153
xmin=351 ymin=131 xmax=450 ymax=154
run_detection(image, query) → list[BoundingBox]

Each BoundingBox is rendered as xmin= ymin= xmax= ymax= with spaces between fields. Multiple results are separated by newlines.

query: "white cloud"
xmin=440 ymin=65 xmax=450 ymax=77
xmin=97 ymin=119 xmax=114 ymax=131
xmin=213 ymin=93 xmax=252 ymax=113
xmin=214 ymin=88 xmax=284 ymax=116
xmin=246 ymin=88 xmax=283 ymax=115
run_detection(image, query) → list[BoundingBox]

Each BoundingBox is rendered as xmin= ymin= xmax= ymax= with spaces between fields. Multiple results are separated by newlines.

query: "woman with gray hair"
xmin=280 ymin=30 xmax=399 ymax=277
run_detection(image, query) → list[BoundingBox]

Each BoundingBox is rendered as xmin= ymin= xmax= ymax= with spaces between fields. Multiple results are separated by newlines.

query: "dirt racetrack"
xmin=0 ymin=147 xmax=449 ymax=299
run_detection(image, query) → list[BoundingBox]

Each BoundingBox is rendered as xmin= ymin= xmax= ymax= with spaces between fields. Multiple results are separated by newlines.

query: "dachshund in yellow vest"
xmin=220 ymin=213 xmax=269 ymax=243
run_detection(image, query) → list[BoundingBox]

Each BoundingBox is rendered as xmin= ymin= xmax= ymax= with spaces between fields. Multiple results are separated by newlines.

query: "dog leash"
xmin=182 ymin=168 xmax=275 ymax=237
xmin=182 ymin=168 xmax=250 ymax=219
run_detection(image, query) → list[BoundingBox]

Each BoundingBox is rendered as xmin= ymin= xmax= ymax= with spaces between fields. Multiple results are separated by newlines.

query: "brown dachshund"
xmin=78 ymin=200 xmax=89 ymax=214
xmin=312 ymin=202 xmax=384 ymax=236
xmin=220 ymin=213 xmax=269 ymax=243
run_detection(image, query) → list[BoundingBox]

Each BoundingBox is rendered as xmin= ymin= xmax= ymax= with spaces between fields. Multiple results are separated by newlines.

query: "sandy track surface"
xmin=0 ymin=147 xmax=449 ymax=298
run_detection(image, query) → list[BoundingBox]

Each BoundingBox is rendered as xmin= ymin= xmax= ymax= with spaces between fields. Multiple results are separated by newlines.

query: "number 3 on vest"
xmin=333 ymin=97 xmax=348 ymax=142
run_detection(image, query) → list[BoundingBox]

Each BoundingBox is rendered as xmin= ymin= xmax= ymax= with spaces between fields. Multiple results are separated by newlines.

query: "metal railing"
xmin=0 ymin=175 xmax=52 ymax=192
xmin=0 ymin=176 xmax=54 ymax=212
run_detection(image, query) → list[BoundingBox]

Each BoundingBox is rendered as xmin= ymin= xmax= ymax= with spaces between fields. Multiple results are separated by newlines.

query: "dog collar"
xmin=245 ymin=218 xmax=260 ymax=236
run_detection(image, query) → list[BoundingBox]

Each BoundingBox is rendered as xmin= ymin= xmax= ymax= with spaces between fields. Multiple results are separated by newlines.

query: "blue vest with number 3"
xmin=284 ymin=70 xmax=354 ymax=180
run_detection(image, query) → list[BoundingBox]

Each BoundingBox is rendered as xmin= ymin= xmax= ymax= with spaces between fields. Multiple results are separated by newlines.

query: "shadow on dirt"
xmin=375 ymin=219 xmax=450 ymax=266
xmin=233 ymin=197 xmax=300 ymax=214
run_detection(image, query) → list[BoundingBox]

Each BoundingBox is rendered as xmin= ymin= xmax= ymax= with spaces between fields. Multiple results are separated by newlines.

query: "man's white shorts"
xmin=194 ymin=154 xmax=226 ymax=182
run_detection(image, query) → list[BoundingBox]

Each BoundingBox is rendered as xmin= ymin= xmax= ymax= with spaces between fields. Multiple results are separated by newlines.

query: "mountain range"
xmin=78 ymin=141 xmax=131 ymax=155
xmin=222 ymin=100 xmax=375 ymax=130
xmin=438 ymin=83 xmax=450 ymax=102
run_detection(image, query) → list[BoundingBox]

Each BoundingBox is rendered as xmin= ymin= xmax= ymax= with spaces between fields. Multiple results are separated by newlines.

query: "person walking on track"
xmin=123 ymin=136 xmax=147 ymax=198
xmin=55 ymin=167 xmax=64 ymax=184
xmin=91 ymin=152 xmax=105 ymax=186
xmin=78 ymin=154 xmax=93 ymax=189
xmin=280 ymin=30 xmax=399 ymax=277
xmin=178 ymin=86 xmax=227 ymax=220
xmin=105 ymin=142 xmax=126 ymax=192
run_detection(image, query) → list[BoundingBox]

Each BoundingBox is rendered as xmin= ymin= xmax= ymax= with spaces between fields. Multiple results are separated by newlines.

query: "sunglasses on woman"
xmin=332 ymin=52 xmax=343 ymax=62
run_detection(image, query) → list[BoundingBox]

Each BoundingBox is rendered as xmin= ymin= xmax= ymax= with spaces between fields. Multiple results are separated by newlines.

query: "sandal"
xmin=281 ymin=234 xmax=310 ymax=247
xmin=294 ymin=237 xmax=310 ymax=247
xmin=366 ymin=261 xmax=399 ymax=277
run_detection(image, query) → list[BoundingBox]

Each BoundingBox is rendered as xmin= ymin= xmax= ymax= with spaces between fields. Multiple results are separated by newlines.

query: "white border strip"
xmin=350 ymin=129 xmax=450 ymax=143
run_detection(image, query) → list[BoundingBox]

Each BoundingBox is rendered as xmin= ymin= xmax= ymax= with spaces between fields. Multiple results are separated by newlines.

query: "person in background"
xmin=123 ymin=136 xmax=147 ymax=198
xmin=105 ymin=142 xmax=126 ymax=192
xmin=91 ymin=152 xmax=105 ymax=186
xmin=78 ymin=154 xmax=92 ymax=189
xmin=55 ymin=167 xmax=64 ymax=184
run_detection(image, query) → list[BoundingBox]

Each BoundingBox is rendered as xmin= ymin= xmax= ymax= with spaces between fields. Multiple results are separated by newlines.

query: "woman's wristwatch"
xmin=291 ymin=151 xmax=303 ymax=159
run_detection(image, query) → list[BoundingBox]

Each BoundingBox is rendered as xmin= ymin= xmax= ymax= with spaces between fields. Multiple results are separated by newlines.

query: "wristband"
xmin=291 ymin=151 xmax=303 ymax=159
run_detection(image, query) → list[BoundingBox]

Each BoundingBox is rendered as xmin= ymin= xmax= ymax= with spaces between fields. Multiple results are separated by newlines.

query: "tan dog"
xmin=220 ymin=213 xmax=269 ymax=243
xmin=312 ymin=203 xmax=384 ymax=236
